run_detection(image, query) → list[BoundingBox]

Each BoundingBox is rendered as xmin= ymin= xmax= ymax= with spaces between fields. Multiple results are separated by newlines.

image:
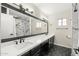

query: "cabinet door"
xmin=1 ymin=13 xmax=16 ymax=39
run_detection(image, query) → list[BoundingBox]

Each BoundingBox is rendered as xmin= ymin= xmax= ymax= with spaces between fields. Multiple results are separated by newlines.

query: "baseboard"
xmin=54 ymin=43 xmax=72 ymax=49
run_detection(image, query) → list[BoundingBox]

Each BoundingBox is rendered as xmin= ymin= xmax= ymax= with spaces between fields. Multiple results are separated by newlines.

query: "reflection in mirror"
xmin=9 ymin=9 xmax=30 ymax=37
xmin=31 ymin=17 xmax=47 ymax=35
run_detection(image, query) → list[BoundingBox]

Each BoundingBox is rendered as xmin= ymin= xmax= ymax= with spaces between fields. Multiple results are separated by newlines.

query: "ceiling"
xmin=34 ymin=3 xmax=72 ymax=15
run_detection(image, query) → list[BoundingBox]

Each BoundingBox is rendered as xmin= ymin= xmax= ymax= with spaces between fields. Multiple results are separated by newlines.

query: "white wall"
xmin=48 ymin=8 xmax=72 ymax=48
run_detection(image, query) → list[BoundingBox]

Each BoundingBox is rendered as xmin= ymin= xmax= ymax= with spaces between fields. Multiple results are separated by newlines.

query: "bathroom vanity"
xmin=1 ymin=34 xmax=55 ymax=56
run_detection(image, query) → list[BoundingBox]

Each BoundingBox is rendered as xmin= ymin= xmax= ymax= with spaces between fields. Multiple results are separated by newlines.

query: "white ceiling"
xmin=34 ymin=3 xmax=72 ymax=15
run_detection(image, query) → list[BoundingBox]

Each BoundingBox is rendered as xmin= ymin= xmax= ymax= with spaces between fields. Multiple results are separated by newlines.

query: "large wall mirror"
xmin=1 ymin=3 xmax=48 ymax=43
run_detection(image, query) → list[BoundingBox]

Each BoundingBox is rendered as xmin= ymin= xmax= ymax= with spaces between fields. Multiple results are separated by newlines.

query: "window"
xmin=58 ymin=19 xmax=62 ymax=26
xmin=58 ymin=18 xmax=67 ymax=26
xmin=36 ymin=22 xmax=41 ymax=28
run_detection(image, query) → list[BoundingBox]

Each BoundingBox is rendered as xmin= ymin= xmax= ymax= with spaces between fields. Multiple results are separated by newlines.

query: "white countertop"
xmin=1 ymin=34 xmax=54 ymax=56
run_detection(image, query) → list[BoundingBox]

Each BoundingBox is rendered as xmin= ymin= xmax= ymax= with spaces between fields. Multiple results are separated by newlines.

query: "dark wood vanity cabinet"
xmin=21 ymin=36 xmax=55 ymax=56
xmin=21 ymin=40 xmax=49 ymax=56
